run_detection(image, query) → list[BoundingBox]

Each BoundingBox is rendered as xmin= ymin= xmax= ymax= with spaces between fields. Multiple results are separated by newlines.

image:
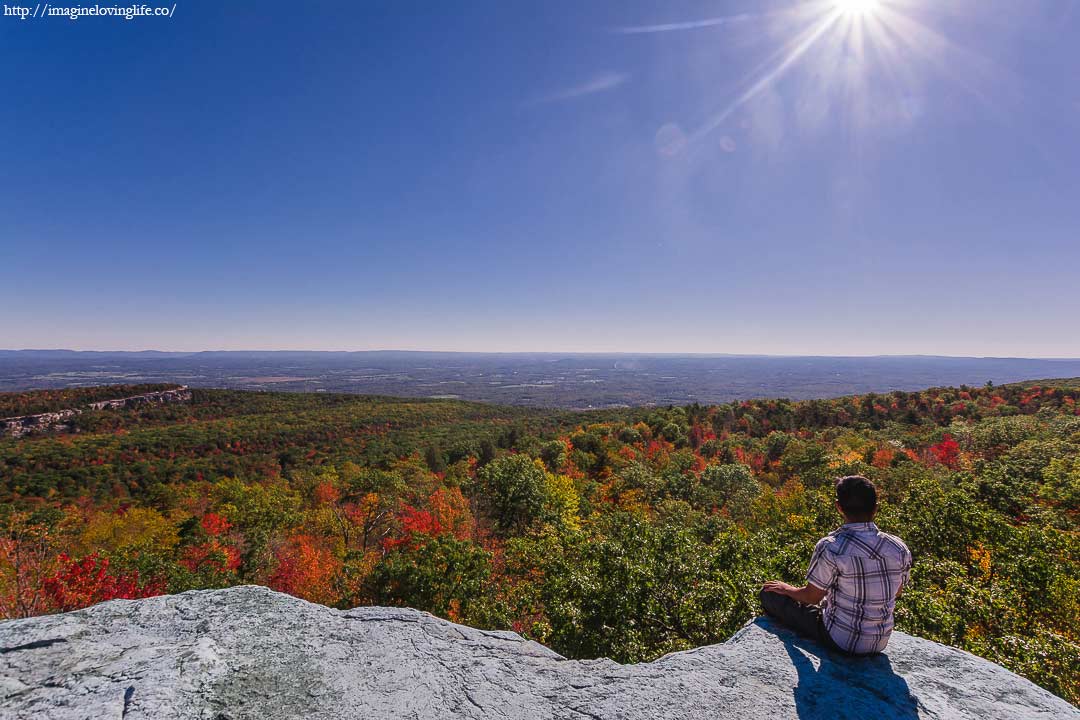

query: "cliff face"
xmin=0 ymin=386 xmax=191 ymax=438
xmin=0 ymin=409 xmax=81 ymax=438
xmin=0 ymin=586 xmax=1075 ymax=720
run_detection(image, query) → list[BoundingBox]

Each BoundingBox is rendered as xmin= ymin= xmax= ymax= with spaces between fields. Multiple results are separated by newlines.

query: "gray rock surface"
xmin=0 ymin=585 xmax=1074 ymax=719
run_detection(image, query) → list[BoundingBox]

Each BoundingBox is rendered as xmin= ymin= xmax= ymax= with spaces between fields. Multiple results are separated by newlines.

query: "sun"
xmin=834 ymin=0 xmax=881 ymax=17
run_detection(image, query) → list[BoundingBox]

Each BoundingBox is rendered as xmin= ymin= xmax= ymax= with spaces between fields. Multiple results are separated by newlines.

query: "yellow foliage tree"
xmin=77 ymin=507 xmax=179 ymax=558
xmin=543 ymin=472 xmax=581 ymax=531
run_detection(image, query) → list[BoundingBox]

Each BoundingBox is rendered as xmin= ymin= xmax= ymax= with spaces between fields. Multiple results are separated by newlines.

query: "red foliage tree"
xmin=385 ymin=487 xmax=475 ymax=551
xmin=200 ymin=513 xmax=232 ymax=537
xmin=313 ymin=481 xmax=341 ymax=506
xmin=930 ymin=434 xmax=961 ymax=470
xmin=42 ymin=554 xmax=163 ymax=612
xmin=180 ymin=540 xmax=241 ymax=574
xmin=383 ymin=505 xmax=441 ymax=551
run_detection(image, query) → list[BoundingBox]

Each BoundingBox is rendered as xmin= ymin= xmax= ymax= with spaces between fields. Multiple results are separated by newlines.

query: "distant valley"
xmin=4 ymin=350 xmax=1080 ymax=408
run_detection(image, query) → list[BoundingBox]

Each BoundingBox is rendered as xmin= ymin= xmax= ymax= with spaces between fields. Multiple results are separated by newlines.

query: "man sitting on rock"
xmin=759 ymin=475 xmax=912 ymax=655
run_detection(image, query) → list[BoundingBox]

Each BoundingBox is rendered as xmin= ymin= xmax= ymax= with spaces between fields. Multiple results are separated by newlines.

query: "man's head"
xmin=835 ymin=475 xmax=878 ymax=522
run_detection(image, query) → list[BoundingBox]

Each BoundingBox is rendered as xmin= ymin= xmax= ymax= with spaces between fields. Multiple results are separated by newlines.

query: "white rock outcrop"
xmin=1 ymin=388 xmax=194 ymax=440
xmin=1 ymin=386 xmax=191 ymax=438
xmin=0 ymin=586 xmax=1075 ymax=719
xmin=0 ymin=409 xmax=81 ymax=438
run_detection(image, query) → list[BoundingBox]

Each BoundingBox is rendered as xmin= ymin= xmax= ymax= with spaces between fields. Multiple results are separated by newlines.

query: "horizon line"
xmin=4 ymin=348 xmax=1080 ymax=361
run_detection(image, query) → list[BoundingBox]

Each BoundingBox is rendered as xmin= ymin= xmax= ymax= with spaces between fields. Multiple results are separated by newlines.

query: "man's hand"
xmin=762 ymin=580 xmax=827 ymax=605
xmin=762 ymin=580 xmax=797 ymax=596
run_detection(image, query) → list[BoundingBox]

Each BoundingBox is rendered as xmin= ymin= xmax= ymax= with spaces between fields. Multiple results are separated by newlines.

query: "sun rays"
xmin=624 ymin=0 xmax=993 ymax=155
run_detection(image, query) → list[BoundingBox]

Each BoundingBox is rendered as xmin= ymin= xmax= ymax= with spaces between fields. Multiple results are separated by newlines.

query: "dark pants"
xmin=759 ymin=589 xmax=842 ymax=652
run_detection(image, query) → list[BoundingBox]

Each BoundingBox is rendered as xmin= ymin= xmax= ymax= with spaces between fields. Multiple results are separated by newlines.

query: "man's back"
xmin=807 ymin=521 xmax=911 ymax=654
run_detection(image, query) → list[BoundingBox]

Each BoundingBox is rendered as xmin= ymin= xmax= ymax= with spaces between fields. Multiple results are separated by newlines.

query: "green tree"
xmin=700 ymin=463 xmax=761 ymax=520
xmin=474 ymin=455 xmax=550 ymax=535
xmin=368 ymin=535 xmax=494 ymax=622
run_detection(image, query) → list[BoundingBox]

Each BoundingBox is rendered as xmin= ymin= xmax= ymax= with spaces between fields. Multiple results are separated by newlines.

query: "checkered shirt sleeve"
xmin=806 ymin=538 xmax=837 ymax=590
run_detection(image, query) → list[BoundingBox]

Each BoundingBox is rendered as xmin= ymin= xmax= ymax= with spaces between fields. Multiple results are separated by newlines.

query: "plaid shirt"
xmin=806 ymin=522 xmax=912 ymax=654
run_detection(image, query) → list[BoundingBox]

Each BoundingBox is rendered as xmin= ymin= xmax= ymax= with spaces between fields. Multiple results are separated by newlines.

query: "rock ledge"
xmin=0 ymin=585 xmax=1075 ymax=719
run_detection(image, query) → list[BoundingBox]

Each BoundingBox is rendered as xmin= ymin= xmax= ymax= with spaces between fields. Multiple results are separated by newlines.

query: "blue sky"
xmin=2 ymin=0 xmax=1078 ymax=356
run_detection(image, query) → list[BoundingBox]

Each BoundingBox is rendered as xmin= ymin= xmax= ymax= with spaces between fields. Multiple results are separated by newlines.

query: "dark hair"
xmin=835 ymin=475 xmax=878 ymax=517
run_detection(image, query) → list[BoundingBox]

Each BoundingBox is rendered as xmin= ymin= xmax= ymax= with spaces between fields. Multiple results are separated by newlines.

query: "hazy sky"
xmin=3 ymin=0 xmax=1078 ymax=356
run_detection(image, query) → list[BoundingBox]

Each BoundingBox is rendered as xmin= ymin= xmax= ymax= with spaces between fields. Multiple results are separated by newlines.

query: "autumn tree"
xmin=267 ymin=533 xmax=342 ymax=606
xmin=0 ymin=510 xmax=60 ymax=618
xmin=42 ymin=553 xmax=163 ymax=612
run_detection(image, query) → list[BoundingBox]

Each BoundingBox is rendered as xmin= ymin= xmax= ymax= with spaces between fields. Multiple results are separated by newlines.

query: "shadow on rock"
xmin=754 ymin=618 xmax=920 ymax=720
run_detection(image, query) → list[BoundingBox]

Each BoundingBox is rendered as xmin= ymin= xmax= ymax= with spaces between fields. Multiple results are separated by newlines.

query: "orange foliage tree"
xmin=267 ymin=533 xmax=342 ymax=605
